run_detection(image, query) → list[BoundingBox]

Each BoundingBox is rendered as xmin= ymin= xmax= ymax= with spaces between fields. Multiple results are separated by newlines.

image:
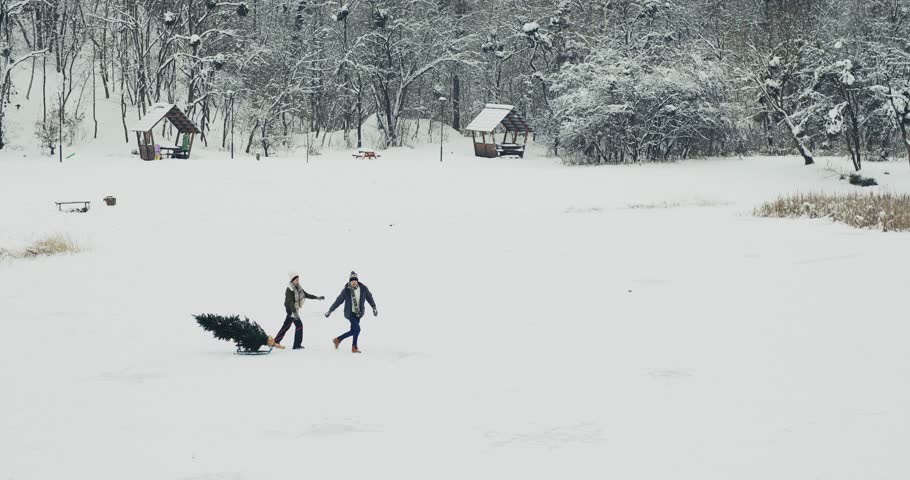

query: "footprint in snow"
xmin=648 ymin=369 xmax=692 ymax=380
xmin=96 ymin=368 xmax=163 ymax=384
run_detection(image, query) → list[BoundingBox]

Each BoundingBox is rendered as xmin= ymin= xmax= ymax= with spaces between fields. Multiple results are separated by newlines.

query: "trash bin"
xmin=103 ymin=196 xmax=116 ymax=206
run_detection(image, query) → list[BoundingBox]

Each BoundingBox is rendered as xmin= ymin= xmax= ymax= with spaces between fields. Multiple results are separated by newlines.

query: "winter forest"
xmin=3 ymin=0 xmax=910 ymax=169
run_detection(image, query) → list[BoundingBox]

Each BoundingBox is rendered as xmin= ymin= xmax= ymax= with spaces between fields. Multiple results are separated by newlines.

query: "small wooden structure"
xmin=465 ymin=104 xmax=532 ymax=158
xmin=128 ymin=103 xmax=200 ymax=161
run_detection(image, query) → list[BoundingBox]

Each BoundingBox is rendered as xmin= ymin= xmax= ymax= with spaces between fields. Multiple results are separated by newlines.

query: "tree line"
xmin=2 ymin=0 xmax=910 ymax=169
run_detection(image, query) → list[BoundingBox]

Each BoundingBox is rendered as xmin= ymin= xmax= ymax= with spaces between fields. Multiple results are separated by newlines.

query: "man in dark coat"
xmin=275 ymin=272 xmax=324 ymax=349
xmin=325 ymin=271 xmax=377 ymax=353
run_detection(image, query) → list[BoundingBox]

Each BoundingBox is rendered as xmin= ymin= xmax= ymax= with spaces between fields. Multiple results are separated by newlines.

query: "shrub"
xmin=848 ymin=173 xmax=878 ymax=187
xmin=755 ymin=192 xmax=910 ymax=232
xmin=2 ymin=234 xmax=82 ymax=260
xmin=33 ymin=105 xmax=84 ymax=155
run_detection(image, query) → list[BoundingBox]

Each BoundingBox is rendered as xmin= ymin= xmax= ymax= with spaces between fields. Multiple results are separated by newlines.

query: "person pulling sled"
xmin=325 ymin=271 xmax=377 ymax=353
xmin=275 ymin=272 xmax=324 ymax=349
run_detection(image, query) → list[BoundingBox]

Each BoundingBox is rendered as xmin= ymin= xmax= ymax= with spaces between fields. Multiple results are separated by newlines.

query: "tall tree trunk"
xmin=92 ymin=46 xmax=97 ymax=138
xmin=452 ymin=69 xmax=461 ymax=130
xmin=245 ymin=119 xmax=259 ymax=154
xmin=356 ymin=90 xmax=363 ymax=148
xmin=121 ymin=88 xmax=129 ymax=142
xmin=887 ymin=88 xmax=910 ymax=165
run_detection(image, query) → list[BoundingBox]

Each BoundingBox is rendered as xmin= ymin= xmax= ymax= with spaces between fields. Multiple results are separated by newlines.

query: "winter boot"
xmin=268 ymin=336 xmax=285 ymax=350
xmin=351 ymin=346 xmax=362 ymax=354
xmin=333 ymin=338 xmax=341 ymax=350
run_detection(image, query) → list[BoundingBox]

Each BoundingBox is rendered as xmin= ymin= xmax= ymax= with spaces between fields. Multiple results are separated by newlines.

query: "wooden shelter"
xmin=129 ymin=103 xmax=200 ymax=160
xmin=465 ymin=104 xmax=532 ymax=158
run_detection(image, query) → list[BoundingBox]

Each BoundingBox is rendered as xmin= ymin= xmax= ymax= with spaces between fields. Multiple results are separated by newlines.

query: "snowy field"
xmin=2 ymin=142 xmax=909 ymax=479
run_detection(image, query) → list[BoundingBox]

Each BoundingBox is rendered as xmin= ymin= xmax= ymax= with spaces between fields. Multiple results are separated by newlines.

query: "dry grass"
xmin=755 ymin=192 xmax=910 ymax=232
xmin=627 ymin=199 xmax=731 ymax=209
xmin=0 ymin=234 xmax=82 ymax=260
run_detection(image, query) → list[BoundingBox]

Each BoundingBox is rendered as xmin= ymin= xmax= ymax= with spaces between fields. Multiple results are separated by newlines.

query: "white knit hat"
xmin=289 ymin=271 xmax=300 ymax=281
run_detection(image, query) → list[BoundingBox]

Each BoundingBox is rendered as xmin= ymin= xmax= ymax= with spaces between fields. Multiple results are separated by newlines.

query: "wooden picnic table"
xmin=353 ymin=149 xmax=381 ymax=160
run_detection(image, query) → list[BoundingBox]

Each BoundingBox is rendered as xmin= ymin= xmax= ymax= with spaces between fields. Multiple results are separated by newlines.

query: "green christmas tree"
xmin=194 ymin=314 xmax=280 ymax=352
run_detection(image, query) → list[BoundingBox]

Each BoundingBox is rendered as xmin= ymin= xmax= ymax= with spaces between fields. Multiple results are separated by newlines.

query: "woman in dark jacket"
xmin=325 ymin=271 xmax=377 ymax=353
xmin=275 ymin=272 xmax=324 ymax=349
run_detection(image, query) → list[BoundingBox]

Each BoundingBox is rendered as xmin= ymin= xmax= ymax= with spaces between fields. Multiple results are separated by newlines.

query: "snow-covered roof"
xmin=465 ymin=104 xmax=532 ymax=133
xmin=129 ymin=103 xmax=200 ymax=133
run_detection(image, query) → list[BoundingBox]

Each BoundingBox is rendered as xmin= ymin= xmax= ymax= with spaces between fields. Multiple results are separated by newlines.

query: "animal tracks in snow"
xmin=485 ymin=422 xmax=606 ymax=451
xmin=564 ymin=199 xmax=731 ymax=214
xmin=625 ymin=199 xmax=732 ymax=209
xmin=647 ymin=368 xmax=693 ymax=380
xmin=96 ymin=368 xmax=164 ymax=384
xmin=564 ymin=206 xmax=604 ymax=214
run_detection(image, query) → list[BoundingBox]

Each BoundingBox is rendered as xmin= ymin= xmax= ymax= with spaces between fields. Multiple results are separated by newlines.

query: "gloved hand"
xmin=318 ymin=296 xmax=325 ymax=301
xmin=373 ymin=307 xmax=378 ymax=317
xmin=324 ymin=311 xmax=331 ymax=318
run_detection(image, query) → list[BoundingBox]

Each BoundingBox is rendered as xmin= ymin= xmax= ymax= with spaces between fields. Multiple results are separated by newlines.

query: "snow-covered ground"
xmin=2 ymin=142 xmax=909 ymax=480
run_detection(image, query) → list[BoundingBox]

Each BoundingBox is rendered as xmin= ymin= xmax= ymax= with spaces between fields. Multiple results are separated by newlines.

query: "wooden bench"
xmin=496 ymin=143 xmax=525 ymax=158
xmin=55 ymin=201 xmax=90 ymax=212
xmin=159 ymin=146 xmax=189 ymax=159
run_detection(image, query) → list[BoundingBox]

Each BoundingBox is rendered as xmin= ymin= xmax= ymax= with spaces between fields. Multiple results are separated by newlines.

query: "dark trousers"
xmin=275 ymin=312 xmax=303 ymax=348
xmin=336 ymin=316 xmax=362 ymax=347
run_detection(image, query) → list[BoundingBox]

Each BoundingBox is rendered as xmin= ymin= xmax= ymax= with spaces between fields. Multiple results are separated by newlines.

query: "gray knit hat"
xmin=349 ymin=271 xmax=358 ymax=281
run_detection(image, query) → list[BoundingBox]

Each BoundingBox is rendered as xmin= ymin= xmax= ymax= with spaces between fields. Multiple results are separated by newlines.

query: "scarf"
xmin=348 ymin=284 xmax=361 ymax=317
xmin=289 ymin=282 xmax=306 ymax=311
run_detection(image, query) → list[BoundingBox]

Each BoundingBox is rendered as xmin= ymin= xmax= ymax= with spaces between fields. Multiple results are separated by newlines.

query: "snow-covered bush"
xmin=33 ymin=119 xmax=60 ymax=155
xmin=550 ymin=47 xmax=735 ymax=164
xmin=33 ymin=105 xmax=84 ymax=155
xmin=373 ymin=8 xmax=388 ymax=28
